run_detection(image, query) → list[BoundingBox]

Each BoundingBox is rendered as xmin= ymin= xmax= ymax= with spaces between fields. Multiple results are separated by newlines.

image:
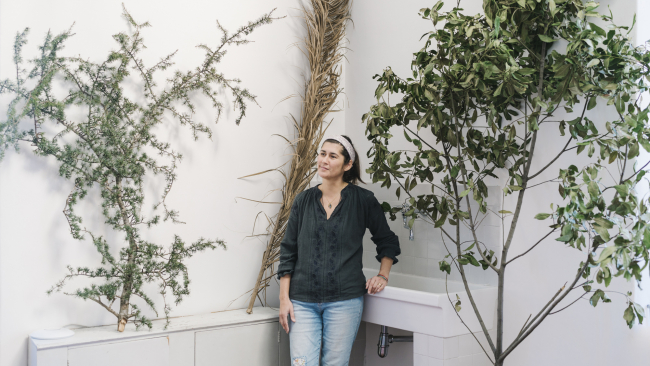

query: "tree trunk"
xmin=115 ymin=177 xmax=137 ymax=332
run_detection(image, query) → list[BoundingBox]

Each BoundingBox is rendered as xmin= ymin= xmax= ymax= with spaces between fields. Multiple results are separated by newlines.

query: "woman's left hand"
xmin=366 ymin=275 xmax=388 ymax=294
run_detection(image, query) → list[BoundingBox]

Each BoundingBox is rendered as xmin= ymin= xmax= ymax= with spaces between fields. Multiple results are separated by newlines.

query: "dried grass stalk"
xmin=243 ymin=0 xmax=351 ymax=314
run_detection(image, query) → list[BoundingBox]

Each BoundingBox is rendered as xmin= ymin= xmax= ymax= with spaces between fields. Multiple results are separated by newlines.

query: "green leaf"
xmin=588 ymin=181 xmax=599 ymax=197
xmin=596 ymin=246 xmax=617 ymax=263
xmin=459 ymin=189 xmax=470 ymax=198
xmin=614 ymin=185 xmax=629 ymax=197
xmin=556 ymin=234 xmax=573 ymax=242
xmin=424 ymin=89 xmax=434 ymax=101
xmin=406 ymin=113 xmax=420 ymax=121
xmin=593 ymin=217 xmax=614 ymax=229
xmin=593 ymin=224 xmax=611 ymax=242
xmin=635 ymin=303 xmax=645 ymax=325
xmin=434 ymin=212 xmax=447 ymax=228
xmin=375 ymin=85 xmax=388 ymax=99
xmin=590 ymin=22 xmax=606 ymax=36
xmin=624 ymin=304 xmax=635 ymax=328
xmin=424 ymin=63 xmax=435 ymax=75
xmin=409 ymin=177 xmax=417 ymax=191
xmin=535 ymin=213 xmax=551 ymax=220
xmin=590 ymin=289 xmax=605 ymax=307
xmin=494 ymin=83 xmax=503 ymax=96
xmin=629 ymin=142 xmax=639 ymax=159
xmin=538 ymin=34 xmax=556 ymax=43
xmin=640 ymin=137 xmax=650 ymax=153
xmin=587 ymin=96 xmax=597 ymax=110
xmin=404 ymin=130 xmax=412 ymax=142
xmin=586 ymin=59 xmax=600 ymax=68
xmin=439 ymin=260 xmax=451 ymax=274
xmin=466 ymin=254 xmax=480 ymax=267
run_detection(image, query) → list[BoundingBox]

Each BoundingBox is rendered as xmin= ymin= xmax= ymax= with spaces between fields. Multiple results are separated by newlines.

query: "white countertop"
xmin=31 ymin=306 xmax=280 ymax=350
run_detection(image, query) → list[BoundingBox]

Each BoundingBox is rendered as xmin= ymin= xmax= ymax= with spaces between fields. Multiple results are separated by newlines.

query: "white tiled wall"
xmin=363 ymin=183 xmax=501 ymax=286
xmin=413 ymin=329 xmax=497 ymax=366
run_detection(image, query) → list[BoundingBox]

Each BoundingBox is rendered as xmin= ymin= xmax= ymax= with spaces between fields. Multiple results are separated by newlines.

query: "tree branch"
xmin=500 ymin=254 xmax=591 ymax=361
xmin=505 ymin=229 xmax=557 ymax=265
xmin=445 ymin=275 xmax=496 ymax=365
xmin=446 ymin=94 xmax=497 ymax=353
xmin=528 ymin=136 xmax=573 ymax=180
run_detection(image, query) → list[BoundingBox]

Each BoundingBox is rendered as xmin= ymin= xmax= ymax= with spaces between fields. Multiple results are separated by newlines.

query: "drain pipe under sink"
xmin=377 ymin=325 xmax=413 ymax=357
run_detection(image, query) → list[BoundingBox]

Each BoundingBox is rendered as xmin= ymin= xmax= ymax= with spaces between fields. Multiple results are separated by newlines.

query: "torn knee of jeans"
xmin=292 ymin=356 xmax=306 ymax=366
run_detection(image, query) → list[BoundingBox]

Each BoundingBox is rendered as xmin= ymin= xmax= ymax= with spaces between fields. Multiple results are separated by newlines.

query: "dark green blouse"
xmin=277 ymin=183 xmax=401 ymax=303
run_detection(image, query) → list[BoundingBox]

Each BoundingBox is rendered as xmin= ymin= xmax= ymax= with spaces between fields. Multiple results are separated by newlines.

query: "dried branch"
xmin=245 ymin=0 xmax=351 ymax=313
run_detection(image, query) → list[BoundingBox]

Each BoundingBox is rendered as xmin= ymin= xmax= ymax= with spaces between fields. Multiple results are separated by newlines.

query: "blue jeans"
xmin=288 ymin=296 xmax=364 ymax=366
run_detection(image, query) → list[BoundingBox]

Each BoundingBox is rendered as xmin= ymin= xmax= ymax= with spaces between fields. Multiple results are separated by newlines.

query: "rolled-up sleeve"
xmin=276 ymin=196 xmax=302 ymax=280
xmin=365 ymin=193 xmax=400 ymax=264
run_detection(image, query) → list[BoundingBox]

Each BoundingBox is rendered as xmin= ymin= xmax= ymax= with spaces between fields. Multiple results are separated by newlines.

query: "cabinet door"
xmin=195 ymin=321 xmax=279 ymax=366
xmin=279 ymin=322 xmax=290 ymax=365
xmin=68 ymin=336 xmax=169 ymax=366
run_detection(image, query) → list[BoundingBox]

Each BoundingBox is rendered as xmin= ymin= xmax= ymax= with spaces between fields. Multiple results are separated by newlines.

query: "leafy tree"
xmin=363 ymin=0 xmax=650 ymax=364
xmin=0 ymin=6 xmax=277 ymax=331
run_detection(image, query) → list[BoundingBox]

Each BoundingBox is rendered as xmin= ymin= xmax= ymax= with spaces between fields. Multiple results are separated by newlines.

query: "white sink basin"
xmin=361 ymin=268 xmax=497 ymax=337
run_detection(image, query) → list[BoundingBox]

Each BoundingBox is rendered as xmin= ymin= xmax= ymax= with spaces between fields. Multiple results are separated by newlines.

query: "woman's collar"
xmin=315 ymin=182 xmax=352 ymax=198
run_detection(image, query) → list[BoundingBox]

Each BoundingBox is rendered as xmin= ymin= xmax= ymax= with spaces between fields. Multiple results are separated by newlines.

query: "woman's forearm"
xmin=378 ymin=257 xmax=393 ymax=279
xmin=279 ymin=274 xmax=291 ymax=300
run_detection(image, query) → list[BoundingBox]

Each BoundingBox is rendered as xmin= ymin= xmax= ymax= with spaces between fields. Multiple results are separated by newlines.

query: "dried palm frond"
xmin=242 ymin=0 xmax=352 ymax=314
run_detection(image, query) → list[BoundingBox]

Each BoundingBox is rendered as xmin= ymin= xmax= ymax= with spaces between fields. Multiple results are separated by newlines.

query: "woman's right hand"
xmin=279 ymin=297 xmax=296 ymax=333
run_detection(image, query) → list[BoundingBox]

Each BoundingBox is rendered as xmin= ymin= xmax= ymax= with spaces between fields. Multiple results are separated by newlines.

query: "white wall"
xmin=3 ymin=0 xmax=650 ymax=365
xmin=0 ymin=1 xmax=346 ymax=365
xmin=363 ymin=181 xmax=501 ymax=287
xmin=345 ymin=0 xmax=650 ymax=365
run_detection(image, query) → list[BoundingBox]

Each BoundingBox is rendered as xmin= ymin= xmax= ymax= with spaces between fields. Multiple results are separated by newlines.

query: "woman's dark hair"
xmin=323 ymin=135 xmax=365 ymax=185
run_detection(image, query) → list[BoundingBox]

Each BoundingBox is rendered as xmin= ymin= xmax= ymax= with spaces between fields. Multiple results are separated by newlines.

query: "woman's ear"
xmin=344 ymin=159 xmax=354 ymax=172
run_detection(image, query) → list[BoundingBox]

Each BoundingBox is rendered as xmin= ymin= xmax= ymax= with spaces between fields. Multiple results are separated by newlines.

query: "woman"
xmin=277 ymin=135 xmax=401 ymax=366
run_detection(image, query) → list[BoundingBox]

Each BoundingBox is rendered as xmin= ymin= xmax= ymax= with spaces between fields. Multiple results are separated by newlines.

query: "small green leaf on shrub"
xmin=538 ymin=34 xmax=556 ymax=42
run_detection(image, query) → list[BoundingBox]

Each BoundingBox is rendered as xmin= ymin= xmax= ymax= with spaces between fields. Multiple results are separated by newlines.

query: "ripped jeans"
xmin=288 ymin=296 xmax=364 ymax=366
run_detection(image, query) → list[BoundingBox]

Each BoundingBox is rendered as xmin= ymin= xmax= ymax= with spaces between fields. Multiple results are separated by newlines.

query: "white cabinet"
xmin=68 ymin=337 xmax=170 ymax=366
xmin=29 ymin=307 xmax=289 ymax=366
xmin=196 ymin=321 xmax=278 ymax=366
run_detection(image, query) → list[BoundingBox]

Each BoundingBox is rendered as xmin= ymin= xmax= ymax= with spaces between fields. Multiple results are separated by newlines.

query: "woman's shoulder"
xmin=293 ymin=190 xmax=307 ymax=205
xmin=294 ymin=185 xmax=318 ymax=203
xmin=349 ymin=183 xmax=376 ymax=199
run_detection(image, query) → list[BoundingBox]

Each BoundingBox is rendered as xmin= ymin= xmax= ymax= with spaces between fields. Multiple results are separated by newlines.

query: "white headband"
xmin=326 ymin=135 xmax=356 ymax=163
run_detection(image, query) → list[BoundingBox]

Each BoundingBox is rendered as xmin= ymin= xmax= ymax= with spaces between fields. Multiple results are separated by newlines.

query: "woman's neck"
xmin=318 ymin=178 xmax=348 ymax=196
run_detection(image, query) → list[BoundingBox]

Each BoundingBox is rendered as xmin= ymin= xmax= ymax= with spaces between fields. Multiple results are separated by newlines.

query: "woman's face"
xmin=317 ymin=141 xmax=353 ymax=181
